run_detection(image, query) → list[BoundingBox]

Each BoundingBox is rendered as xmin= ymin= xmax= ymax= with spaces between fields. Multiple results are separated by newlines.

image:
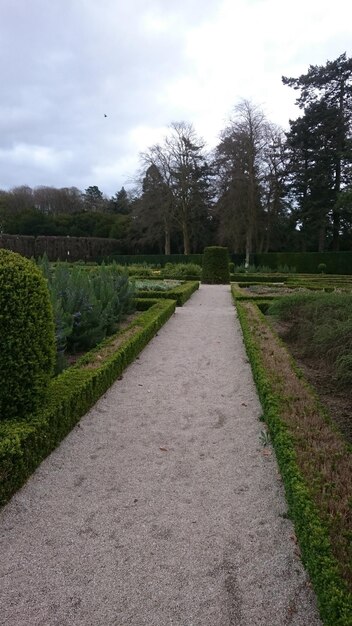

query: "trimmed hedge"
xmin=235 ymin=299 xmax=352 ymax=625
xmin=0 ymin=234 xmax=121 ymax=262
xmin=255 ymin=252 xmax=352 ymax=275
xmin=105 ymin=254 xmax=203 ymax=267
xmin=0 ymin=250 xmax=55 ymax=420
xmin=231 ymin=273 xmax=289 ymax=283
xmin=0 ymin=298 xmax=176 ymax=507
xmin=136 ymin=281 xmax=199 ymax=306
xmin=202 ymin=247 xmax=230 ymax=284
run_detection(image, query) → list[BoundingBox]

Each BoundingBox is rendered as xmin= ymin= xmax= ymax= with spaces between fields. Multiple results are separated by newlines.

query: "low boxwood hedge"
xmin=231 ymin=273 xmax=289 ymax=283
xmin=136 ymin=280 xmax=199 ymax=306
xmin=235 ymin=299 xmax=352 ymax=625
xmin=0 ymin=298 xmax=176 ymax=507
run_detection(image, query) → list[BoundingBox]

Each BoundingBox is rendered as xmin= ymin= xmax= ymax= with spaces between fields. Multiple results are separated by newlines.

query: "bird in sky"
xmin=104 ymin=114 xmax=107 ymax=117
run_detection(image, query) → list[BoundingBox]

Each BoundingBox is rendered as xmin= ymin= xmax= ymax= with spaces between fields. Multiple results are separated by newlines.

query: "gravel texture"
xmin=0 ymin=285 xmax=322 ymax=626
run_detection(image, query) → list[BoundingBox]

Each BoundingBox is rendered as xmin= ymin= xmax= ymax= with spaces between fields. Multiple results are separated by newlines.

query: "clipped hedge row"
xmin=136 ymin=281 xmax=199 ymax=306
xmin=255 ymin=252 xmax=352 ymax=274
xmin=231 ymin=273 xmax=289 ymax=283
xmin=0 ymin=298 xmax=176 ymax=507
xmin=105 ymin=254 xmax=203 ymax=266
xmin=235 ymin=299 xmax=352 ymax=625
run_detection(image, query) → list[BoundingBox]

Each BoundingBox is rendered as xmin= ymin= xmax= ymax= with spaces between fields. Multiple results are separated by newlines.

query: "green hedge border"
xmin=104 ymin=254 xmax=203 ymax=266
xmin=235 ymin=298 xmax=352 ymax=625
xmin=0 ymin=298 xmax=176 ymax=508
xmin=137 ymin=280 xmax=199 ymax=306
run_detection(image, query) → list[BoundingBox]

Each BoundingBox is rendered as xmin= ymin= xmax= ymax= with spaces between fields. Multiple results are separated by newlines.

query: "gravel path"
xmin=0 ymin=285 xmax=322 ymax=626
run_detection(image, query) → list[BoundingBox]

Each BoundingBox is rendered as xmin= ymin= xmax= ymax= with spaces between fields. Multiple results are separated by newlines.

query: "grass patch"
xmin=235 ymin=299 xmax=352 ymax=625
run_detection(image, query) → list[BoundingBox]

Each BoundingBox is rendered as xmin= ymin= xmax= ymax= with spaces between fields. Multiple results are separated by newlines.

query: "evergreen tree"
xmin=283 ymin=53 xmax=352 ymax=249
xmin=110 ymin=187 xmax=131 ymax=215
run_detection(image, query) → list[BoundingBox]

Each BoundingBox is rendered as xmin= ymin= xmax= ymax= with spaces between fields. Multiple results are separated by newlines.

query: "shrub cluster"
xmin=202 ymin=247 xmax=230 ymax=284
xmin=38 ymin=257 xmax=135 ymax=370
xmin=162 ymin=262 xmax=202 ymax=278
xmin=0 ymin=250 xmax=55 ymax=420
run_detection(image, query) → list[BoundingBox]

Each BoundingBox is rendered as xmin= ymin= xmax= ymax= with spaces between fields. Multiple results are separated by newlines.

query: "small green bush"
xmin=202 ymin=247 xmax=230 ymax=284
xmin=0 ymin=250 xmax=55 ymax=420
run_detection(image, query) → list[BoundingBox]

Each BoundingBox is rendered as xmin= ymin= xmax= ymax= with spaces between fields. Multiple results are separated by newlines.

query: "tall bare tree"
xmin=215 ymin=100 xmax=277 ymax=263
xmin=139 ymin=122 xmax=212 ymax=254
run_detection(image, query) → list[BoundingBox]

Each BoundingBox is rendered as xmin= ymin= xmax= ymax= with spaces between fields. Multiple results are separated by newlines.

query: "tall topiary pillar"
xmin=0 ymin=250 xmax=55 ymax=420
xmin=201 ymin=246 xmax=230 ymax=284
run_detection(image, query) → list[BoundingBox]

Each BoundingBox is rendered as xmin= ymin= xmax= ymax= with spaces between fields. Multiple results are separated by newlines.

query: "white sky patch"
xmin=141 ymin=10 xmax=176 ymax=34
xmin=128 ymin=124 xmax=170 ymax=152
xmin=0 ymin=143 xmax=72 ymax=171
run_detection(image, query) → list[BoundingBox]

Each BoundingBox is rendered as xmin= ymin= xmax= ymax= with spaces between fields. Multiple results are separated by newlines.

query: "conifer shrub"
xmin=202 ymin=247 xmax=230 ymax=284
xmin=0 ymin=250 xmax=55 ymax=420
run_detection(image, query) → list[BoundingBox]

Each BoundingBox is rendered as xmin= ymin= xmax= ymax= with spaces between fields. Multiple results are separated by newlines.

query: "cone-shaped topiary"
xmin=0 ymin=250 xmax=55 ymax=420
xmin=202 ymin=246 xmax=230 ymax=284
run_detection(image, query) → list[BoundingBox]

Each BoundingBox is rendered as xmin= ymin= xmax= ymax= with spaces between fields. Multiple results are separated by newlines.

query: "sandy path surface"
xmin=0 ymin=285 xmax=322 ymax=626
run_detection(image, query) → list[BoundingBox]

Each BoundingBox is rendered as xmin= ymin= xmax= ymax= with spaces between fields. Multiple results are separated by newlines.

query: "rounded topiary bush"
xmin=0 ymin=250 xmax=55 ymax=420
xmin=202 ymin=247 xmax=230 ymax=284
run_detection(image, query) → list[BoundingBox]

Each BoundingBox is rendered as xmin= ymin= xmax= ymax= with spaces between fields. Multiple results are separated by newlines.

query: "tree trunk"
xmin=245 ymin=226 xmax=252 ymax=269
xmin=164 ymin=223 xmax=171 ymax=255
xmin=182 ymin=221 xmax=190 ymax=255
xmin=318 ymin=224 xmax=325 ymax=252
xmin=332 ymin=208 xmax=340 ymax=251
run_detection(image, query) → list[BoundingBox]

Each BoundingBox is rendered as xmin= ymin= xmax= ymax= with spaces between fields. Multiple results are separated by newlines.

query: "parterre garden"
xmin=231 ymin=269 xmax=352 ymax=625
xmin=0 ymin=245 xmax=351 ymax=625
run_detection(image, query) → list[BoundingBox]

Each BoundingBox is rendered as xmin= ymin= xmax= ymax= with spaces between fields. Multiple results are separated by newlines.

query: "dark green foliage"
xmin=0 ymin=250 xmax=55 ymax=420
xmin=0 ymin=234 xmax=122 ymax=261
xmin=283 ymin=53 xmax=352 ymax=251
xmin=268 ymin=293 xmax=352 ymax=387
xmin=161 ymin=262 xmax=202 ymax=279
xmin=0 ymin=298 xmax=175 ymax=507
xmin=106 ymin=254 xmax=203 ymax=266
xmin=202 ymin=247 xmax=230 ymax=284
xmin=255 ymin=252 xmax=352 ymax=274
xmin=235 ymin=299 xmax=352 ymax=625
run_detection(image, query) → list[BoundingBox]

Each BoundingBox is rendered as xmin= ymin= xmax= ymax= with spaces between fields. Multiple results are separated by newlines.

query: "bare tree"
xmin=139 ymin=122 xmax=212 ymax=254
xmin=215 ymin=100 xmax=272 ymax=264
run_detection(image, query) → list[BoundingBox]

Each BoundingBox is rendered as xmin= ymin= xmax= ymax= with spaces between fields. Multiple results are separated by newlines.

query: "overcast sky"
xmin=1 ymin=0 xmax=351 ymax=197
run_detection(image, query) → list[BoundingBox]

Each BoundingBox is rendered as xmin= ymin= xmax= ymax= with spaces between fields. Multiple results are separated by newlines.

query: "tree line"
xmin=1 ymin=53 xmax=352 ymax=256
